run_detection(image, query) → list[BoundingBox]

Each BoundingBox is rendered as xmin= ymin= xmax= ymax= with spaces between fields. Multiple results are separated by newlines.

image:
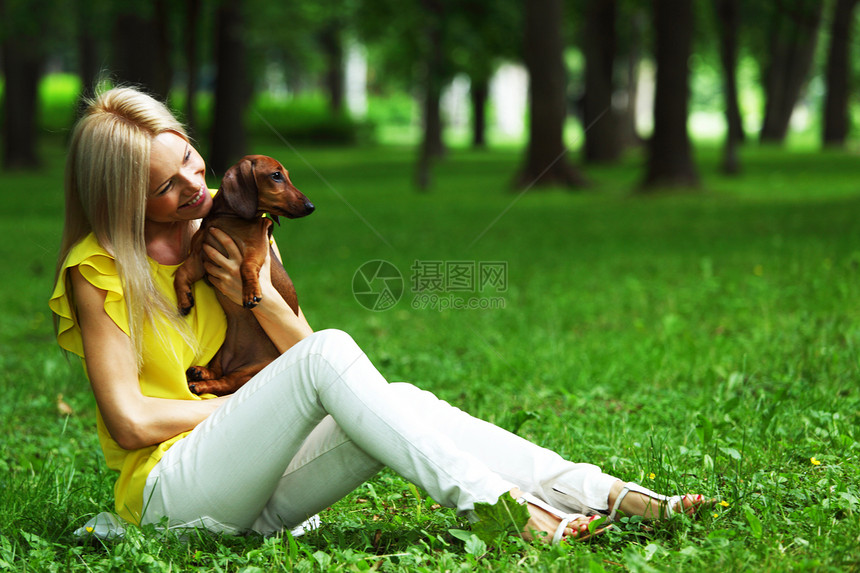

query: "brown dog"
xmin=173 ymin=155 xmax=315 ymax=396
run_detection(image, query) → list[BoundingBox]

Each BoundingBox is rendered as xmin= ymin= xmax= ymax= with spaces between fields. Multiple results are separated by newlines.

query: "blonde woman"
xmin=51 ymin=87 xmax=707 ymax=543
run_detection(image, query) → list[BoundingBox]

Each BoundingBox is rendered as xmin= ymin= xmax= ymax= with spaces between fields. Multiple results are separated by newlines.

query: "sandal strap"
xmin=517 ymin=492 xmax=570 ymax=520
xmin=516 ymin=492 xmax=588 ymax=545
xmin=553 ymin=516 xmax=573 ymax=545
xmin=609 ymin=482 xmax=679 ymax=521
xmin=664 ymin=495 xmax=683 ymax=518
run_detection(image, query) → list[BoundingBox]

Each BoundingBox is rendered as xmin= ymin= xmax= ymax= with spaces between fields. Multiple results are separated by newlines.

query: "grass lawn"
xmin=0 ymin=131 xmax=858 ymax=571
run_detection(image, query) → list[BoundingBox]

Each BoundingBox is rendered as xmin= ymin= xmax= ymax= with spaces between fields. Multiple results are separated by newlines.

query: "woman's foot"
xmin=510 ymin=488 xmax=607 ymax=543
xmin=606 ymin=480 xmax=711 ymax=521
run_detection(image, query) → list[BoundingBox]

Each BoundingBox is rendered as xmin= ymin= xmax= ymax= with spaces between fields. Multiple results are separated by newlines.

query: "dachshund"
xmin=173 ymin=155 xmax=315 ymax=396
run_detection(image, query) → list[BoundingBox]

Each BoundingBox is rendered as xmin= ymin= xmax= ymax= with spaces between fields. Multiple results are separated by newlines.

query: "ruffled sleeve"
xmin=49 ymin=234 xmax=129 ymax=358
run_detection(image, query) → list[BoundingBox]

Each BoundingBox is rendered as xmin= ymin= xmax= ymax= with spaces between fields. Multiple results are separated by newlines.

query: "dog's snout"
xmin=304 ymin=200 xmax=315 ymax=214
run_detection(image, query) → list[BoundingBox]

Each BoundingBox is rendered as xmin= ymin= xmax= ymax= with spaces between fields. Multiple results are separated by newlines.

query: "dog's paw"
xmin=178 ymin=292 xmax=195 ymax=315
xmin=243 ymin=295 xmax=262 ymax=309
xmin=188 ymin=379 xmax=215 ymax=395
xmin=187 ymin=366 xmax=216 ymax=381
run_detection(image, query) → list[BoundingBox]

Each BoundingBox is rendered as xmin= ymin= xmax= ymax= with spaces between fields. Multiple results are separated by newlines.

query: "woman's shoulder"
xmin=51 ymin=233 xmax=124 ymax=322
xmin=59 ymin=233 xmax=120 ymax=279
xmin=50 ymin=233 xmax=129 ymax=354
xmin=64 ymin=230 xmax=123 ymax=278
xmin=67 ymin=232 xmax=114 ymax=262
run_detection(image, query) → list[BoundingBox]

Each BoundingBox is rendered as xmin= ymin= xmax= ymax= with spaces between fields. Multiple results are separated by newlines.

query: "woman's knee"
xmin=308 ymin=328 xmax=358 ymax=352
xmin=302 ymin=329 xmax=365 ymax=371
xmin=390 ymin=382 xmax=434 ymax=402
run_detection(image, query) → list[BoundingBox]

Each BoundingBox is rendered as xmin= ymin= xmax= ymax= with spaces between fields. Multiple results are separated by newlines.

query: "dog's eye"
xmin=271 ymin=171 xmax=283 ymax=182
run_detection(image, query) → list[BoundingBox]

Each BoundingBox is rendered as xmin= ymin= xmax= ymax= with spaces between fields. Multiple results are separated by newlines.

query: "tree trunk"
xmin=111 ymin=1 xmax=172 ymax=100
xmin=185 ymin=0 xmax=202 ymax=138
xmin=583 ymin=0 xmax=620 ymax=163
xmin=714 ymin=0 xmax=744 ymax=174
xmin=642 ymin=0 xmax=698 ymax=189
xmin=1 ymin=0 xmax=44 ymax=169
xmin=617 ymin=7 xmax=645 ymax=149
xmin=422 ymin=76 xmax=444 ymax=159
xmin=154 ymin=0 xmax=171 ymax=96
xmin=416 ymin=70 xmax=444 ymax=190
xmin=759 ymin=0 xmax=823 ymax=143
xmin=320 ymin=22 xmax=345 ymax=115
xmin=209 ymin=1 xmax=249 ymax=175
xmin=470 ymin=76 xmax=488 ymax=149
xmin=415 ymin=0 xmax=446 ymax=191
xmin=75 ymin=0 xmax=99 ymax=100
xmin=517 ymin=0 xmax=586 ymax=189
xmin=822 ymin=0 xmax=858 ymax=147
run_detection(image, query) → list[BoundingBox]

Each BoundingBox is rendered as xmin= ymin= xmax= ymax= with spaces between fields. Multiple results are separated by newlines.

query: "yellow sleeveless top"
xmin=49 ymin=233 xmax=227 ymax=524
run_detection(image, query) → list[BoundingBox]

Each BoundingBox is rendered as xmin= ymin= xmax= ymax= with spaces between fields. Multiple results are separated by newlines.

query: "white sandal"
xmin=608 ymin=482 xmax=700 ymax=522
xmin=516 ymin=492 xmax=608 ymax=544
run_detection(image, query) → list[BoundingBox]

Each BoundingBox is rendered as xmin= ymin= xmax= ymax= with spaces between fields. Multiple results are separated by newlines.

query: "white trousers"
xmin=142 ymin=329 xmax=618 ymax=535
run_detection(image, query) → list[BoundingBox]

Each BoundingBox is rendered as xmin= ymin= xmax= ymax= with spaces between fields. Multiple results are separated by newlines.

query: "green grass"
xmin=1 ymin=130 xmax=859 ymax=571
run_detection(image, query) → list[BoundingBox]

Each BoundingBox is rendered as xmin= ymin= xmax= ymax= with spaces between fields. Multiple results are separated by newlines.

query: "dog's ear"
xmin=220 ymin=158 xmax=258 ymax=220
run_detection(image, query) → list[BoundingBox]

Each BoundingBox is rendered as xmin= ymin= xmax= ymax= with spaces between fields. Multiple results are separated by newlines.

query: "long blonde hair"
xmin=56 ymin=87 xmax=194 ymax=367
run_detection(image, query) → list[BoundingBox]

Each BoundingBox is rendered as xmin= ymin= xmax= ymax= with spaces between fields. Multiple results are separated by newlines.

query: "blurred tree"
xmin=517 ymin=0 xmax=586 ymax=188
xmin=111 ymin=0 xmax=172 ymax=101
xmin=355 ymin=0 xmax=453 ymax=189
xmin=614 ymin=0 xmax=648 ymax=150
xmin=319 ymin=16 xmax=346 ymax=114
xmin=242 ymin=0 xmax=330 ymax=97
xmin=418 ymin=0 xmax=447 ymax=162
xmin=291 ymin=2 xmax=356 ymax=111
xmin=74 ymin=0 xmax=101 ymax=106
xmin=570 ymin=0 xmax=648 ymax=160
xmin=447 ymin=0 xmax=521 ymax=149
xmin=1 ymin=0 xmax=56 ymax=168
xmin=642 ymin=0 xmax=698 ymax=189
xmin=72 ymin=0 xmax=116 ymax=122
xmin=470 ymin=78 xmax=489 ymax=148
xmin=209 ymin=0 xmax=250 ymax=174
xmin=822 ymin=0 xmax=859 ymax=147
xmin=713 ymin=0 xmax=744 ymax=174
xmin=758 ymin=0 xmax=823 ymax=143
xmin=582 ymin=0 xmax=620 ymax=163
xmin=357 ymin=0 xmax=523 ymax=187
xmin=184 ymin=0 xmax=203 ymax=137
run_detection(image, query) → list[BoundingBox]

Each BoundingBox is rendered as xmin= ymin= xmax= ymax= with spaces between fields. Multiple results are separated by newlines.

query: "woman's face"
xmin=146 ymin=131 xmax=211 ymax=223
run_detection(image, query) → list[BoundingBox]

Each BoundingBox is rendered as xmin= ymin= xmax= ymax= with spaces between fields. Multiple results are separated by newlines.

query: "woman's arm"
xmin=71 ymin=267 xmax=228 ymax=450
xmin=203 ymin=228 xmax=313 ymax=353
xmin=251 ymin=287 xmax=314 ymax=353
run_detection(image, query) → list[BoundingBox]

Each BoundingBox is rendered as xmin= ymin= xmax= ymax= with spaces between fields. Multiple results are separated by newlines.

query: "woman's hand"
xmin=202 ymin=228 xmax=275 ymax=307
xmin=202 ymin=227 xmax=312 ymax=351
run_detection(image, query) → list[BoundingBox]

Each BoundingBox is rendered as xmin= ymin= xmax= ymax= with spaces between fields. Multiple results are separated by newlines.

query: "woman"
xmin=51 ymin=87 xmax=707 ymax=544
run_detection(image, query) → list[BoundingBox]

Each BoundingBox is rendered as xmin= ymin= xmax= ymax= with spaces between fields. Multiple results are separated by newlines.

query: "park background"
xmin=1 ymin=0 xmax=859 ymax=570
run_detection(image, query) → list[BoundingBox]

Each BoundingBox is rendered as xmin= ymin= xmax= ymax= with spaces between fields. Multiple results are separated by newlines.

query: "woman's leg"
xmin=143 ymin=329 xmax=514 ymax=533
xmin=144 ymin=328 xmax=695 ymax=537
xmin=380 ymin=382 xmax=618 ymax=515
xmin=251 ymin=381 xmax=617 ymax=535
xmin=251 ymin=415 xmax=383 ymax=534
